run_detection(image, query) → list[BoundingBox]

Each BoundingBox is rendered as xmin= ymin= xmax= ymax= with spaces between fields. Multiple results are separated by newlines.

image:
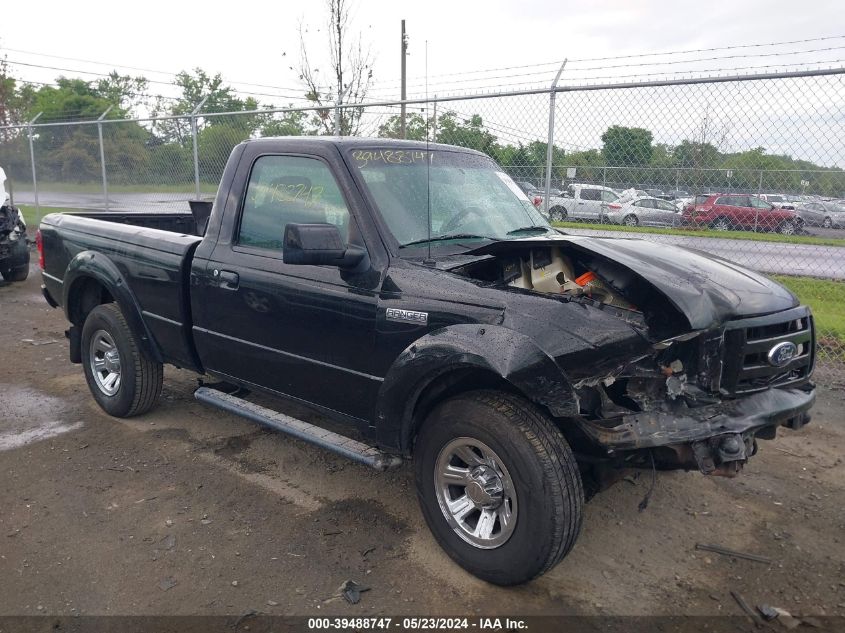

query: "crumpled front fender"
xmin=374 ymin=324 xmax=578 ymax=452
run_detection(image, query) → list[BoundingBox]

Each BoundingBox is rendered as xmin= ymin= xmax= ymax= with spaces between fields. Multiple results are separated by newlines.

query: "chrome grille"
xmin=721 ymin=307 xmax=814 ymax=396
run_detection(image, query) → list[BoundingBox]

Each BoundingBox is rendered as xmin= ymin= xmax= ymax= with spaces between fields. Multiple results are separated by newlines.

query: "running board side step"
xmin=194 ymin=387 xmax=403 ymax=471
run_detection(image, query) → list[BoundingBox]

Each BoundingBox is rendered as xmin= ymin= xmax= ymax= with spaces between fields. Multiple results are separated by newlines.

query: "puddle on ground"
xmin=0 ymin=384 xmax=83 ymax=451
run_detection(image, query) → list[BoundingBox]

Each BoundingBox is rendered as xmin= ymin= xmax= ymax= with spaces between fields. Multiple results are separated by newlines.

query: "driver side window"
xmin=238 ymin=155 xmax=351 ymax=251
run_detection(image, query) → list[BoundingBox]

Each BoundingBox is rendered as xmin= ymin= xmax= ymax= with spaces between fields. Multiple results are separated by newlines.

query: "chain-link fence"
xmin=1 ymin=68 xmax=843 ymax=382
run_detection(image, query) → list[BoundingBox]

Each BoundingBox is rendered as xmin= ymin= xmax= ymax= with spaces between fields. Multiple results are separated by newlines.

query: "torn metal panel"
xmin=574 ymin=386 xmax=814 ymax=451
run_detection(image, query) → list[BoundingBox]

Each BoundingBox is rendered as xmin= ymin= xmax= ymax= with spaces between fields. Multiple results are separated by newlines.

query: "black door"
xmin=192 ymin=152 xmax=382 ymax=424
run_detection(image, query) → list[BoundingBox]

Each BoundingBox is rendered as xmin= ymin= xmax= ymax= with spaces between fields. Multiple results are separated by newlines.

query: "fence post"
xmin=754 ymin=170 xmax=763 ymax=232
xmin=432 ymin=96 xmax=437 ymax=142
xmin=190 ymin=97 xmax=209 ymax=200
xmin=544 ymin=60 xmax=567 ymax=212
xmin=97 ymin=106 xmax=114 ymax=211
xmin=27 ymin=112 xmax=42 ymax=225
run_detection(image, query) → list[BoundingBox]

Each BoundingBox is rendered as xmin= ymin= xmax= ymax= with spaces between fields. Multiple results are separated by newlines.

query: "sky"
xmin=3 ymin=0 xmax=844 ymax=103
xmin=2 ymin=0 xmax=844 ymax=164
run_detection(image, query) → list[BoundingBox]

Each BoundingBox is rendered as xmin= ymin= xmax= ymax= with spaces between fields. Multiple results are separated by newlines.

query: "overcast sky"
xmin=2 ymin=0 xmax=843 ymax=165
xmin=3 ymin=0 xmax=844 ymax=102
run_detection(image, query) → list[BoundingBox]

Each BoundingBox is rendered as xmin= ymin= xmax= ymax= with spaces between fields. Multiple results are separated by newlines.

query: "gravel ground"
xmin=1 ymin=266 xmax=844 ymax=619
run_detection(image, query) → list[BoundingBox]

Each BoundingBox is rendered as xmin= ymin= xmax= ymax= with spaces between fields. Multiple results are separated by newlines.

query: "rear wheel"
xmin=623 ymin=214 xmax=639 ymax=227
xmin=548 ymin=206 xmax=567 ymax=222
xmin=823 ymin=217 xmax=833 ymax=229
xmin=414 ymin=391 xmax=583 ymax=585
xmin=81 ymin=303 xmax=163 ymax=417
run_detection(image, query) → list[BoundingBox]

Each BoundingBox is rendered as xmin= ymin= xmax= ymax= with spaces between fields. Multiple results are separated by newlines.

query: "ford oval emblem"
xmin=767 ymin=341 xmax=798 ymax=367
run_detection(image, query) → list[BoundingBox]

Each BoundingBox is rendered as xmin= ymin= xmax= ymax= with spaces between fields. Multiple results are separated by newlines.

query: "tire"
xmin=81 ymin=303 xmax=163 ymax=417
xmin=711 ymin=217 xmax=731 ymax=231
xmin=0 ymin=263 xmax=29 ymax=282
xmin=823 ymin=217 xmax=832 ymax=229
xmin=623 ymin=214 xmax=639 ymax=227
xmin=548 ymin=206 xmax=567 ymax=222
xmin=778 ymin=220 xmax=796 ymax=236
xmin=414 ymin=390 xmax=583 ymax=585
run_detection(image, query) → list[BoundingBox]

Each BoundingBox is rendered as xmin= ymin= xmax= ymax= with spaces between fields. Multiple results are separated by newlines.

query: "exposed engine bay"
xmin=449 ymin=241 xmax=815 ymax=479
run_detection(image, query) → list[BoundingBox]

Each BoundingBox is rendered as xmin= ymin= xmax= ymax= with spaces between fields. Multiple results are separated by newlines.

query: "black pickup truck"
xmin=38 ymin=137 xmax=815 ymax=585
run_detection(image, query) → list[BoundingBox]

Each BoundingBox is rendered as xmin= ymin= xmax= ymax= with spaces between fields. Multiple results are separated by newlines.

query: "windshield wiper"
xmin=506 ymin=225 xmax=553 ymax=235
xmin=399 ymin=233 xmax=500 ymax=248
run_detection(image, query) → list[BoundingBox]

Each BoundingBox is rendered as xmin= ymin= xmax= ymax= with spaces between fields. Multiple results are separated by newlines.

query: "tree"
xmin=151 ymin=68 xmax=260 ymax=146
xmin=378 ymin=112 xmax=427 ymax=140
xmin=293 ymin=0 xmax=375 ymax=136
xmin=561 ymin=149 xmax=605 ymax=184
xmin=435 ymin=112 xmax=496 ymax=153
xmin=95 ymin=72 xmax=149 ymax=115
xmin=260 ymin=110 xmax=310 ymax=137
xmin=601 ymin=125 xmax=654 ymax=167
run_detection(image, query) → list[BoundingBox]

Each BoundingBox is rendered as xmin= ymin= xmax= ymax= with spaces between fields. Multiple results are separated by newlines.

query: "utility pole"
xmin=400 ymin=19 xmax=408 ymax=139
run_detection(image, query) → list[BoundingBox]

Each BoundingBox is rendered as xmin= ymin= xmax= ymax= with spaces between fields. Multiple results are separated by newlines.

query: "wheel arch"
xmin=63 ymin=251 xmax=163 ymax=363
xmin=374 ymin=325 xmax=578 ymax=455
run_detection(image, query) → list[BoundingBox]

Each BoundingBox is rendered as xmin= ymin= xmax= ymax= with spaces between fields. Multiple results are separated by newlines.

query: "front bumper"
xmin=576 ymin=386 xmax=815 ymax=451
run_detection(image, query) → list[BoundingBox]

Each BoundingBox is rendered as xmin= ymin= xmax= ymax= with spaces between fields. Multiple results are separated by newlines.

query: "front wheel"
xmin=0 ymin=263 xmax=28 ymax=282
xmin=823 ymin=217 xmax=833 ymax=229
xmin=81 ymin=303 xmax=163 ymax=417
xmin=778 ymin=220 xmax=796 ymax=235
xmin=414 ymin=391 xmax=583 ymax=585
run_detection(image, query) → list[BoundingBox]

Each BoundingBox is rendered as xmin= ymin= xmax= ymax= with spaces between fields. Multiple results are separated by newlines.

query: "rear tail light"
xmin=36 ymin=229 xmax=44 ymax=269
xmin=532 ymin=196 xmax=542 ymax=207
xmin=607 ymin=203 xmax=622 ymax=210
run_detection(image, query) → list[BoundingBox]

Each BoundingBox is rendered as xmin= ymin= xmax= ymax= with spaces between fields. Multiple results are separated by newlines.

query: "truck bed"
xmin=40 ymin=212 xmax=203 ymax=370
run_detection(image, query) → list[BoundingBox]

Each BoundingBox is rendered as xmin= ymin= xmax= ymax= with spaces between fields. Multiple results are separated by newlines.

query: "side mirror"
xmin=282 ymin=223 xmax=368 ymax=271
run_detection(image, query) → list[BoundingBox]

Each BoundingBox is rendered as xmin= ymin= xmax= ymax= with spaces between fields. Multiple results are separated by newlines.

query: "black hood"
xmin=466 ymin=235 xmax=798 ymax=330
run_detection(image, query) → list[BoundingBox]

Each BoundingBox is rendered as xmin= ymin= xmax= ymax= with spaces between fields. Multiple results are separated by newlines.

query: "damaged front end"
xmin=452 ymin=238 xmax=816 ymax=478
xmin=570 ymin=303 xmax=815 ymax=477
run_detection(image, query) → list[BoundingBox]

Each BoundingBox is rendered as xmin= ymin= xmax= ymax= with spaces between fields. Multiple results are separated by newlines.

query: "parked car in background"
xmin=543 ymin=184 xmax=619 ymax=222
xmin=759 ymin=194 xmax=795 ymax=210
xmin=644 ymin=188 xmax=665 ymax=198
xmin=605 ymin=196 xmax=683 ymax=227
xmin=515 ymin=181 xmax=540 ymax=197
xmin=665 ymin=190 xmax=691 ymax=200
xmin=796 ymin=201 xmax=845 ymax=228
xmin=682 ymin=193 xmax=799 ymax=234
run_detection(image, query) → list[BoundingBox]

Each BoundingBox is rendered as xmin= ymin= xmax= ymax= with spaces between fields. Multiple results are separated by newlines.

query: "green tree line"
xmin=0 ymin=65 xmax=842 ymax=196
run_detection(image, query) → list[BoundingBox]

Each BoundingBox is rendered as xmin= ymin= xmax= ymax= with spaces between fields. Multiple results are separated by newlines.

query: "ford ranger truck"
xmin=38 ymin=138 xmax=815 ymax=586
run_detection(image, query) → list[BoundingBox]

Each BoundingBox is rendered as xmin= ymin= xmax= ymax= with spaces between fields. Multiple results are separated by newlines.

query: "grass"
xmin=18 ymin=205 xmax=82 ymax=226
xmin=772 ymin=276 xmax=845 ymax=347
xmin=553 ymin=220 xmax=845 ymax=248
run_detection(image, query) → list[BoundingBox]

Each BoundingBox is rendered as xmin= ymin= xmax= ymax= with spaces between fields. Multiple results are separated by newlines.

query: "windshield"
xmin=347 ymin=147 xmax=551 ymax=248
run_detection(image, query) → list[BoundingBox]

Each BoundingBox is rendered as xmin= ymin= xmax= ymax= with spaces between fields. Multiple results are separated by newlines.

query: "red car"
xmin=682 ymin=194 xmax=799 ymax=234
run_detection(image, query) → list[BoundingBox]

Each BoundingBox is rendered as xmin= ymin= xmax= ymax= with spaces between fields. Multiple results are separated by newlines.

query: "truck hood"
xmin=466 ymin=235 xmax=798 ymax=330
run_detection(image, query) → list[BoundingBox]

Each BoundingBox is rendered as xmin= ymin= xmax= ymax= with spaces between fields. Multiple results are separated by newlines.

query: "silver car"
xmin=796 ymin=201 xmax=845 ymax=228
xmin=605 ymin=195 xmax=684 ymax=227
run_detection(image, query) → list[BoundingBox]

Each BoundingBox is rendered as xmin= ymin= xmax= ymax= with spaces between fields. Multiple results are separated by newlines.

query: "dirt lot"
xmin=1 ymin=266 xmax=845 ymax=619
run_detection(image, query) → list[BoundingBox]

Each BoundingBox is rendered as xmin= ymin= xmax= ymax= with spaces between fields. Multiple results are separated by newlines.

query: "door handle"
xmin=213 ymin=269 xmax=240 ymax=290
